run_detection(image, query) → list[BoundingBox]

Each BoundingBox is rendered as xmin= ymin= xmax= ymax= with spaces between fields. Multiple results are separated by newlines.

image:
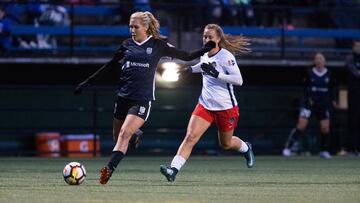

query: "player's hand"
xmin=177 ymin=67 xmax=192 ymax=77
xmin=201 ymin=62 xmax=219 ymax=78
xmin=204 ymin=41 xmax=216 ymax=50
xmin=74 ymin=81 xmax=89 ymax=95
xmin=332 ymin=100 xmax=339 ymax=109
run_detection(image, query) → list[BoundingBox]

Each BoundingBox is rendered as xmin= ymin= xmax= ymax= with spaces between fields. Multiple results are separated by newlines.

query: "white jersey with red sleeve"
xmin=190 ymin=48 xmax=243 ymax=111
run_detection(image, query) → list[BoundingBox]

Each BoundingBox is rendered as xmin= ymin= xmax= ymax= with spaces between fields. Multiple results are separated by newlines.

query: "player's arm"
xmin=74 ymin=46 xmax=126 ymax=95
xmin=190 ymin=62 xmax=202 ymax=73
xmin=217 ymin=68 xmax=243 ymax=86
xmin=346 ymin=55 xmax=360 ymax=79
xmin=201 ymin=55 xmax=243 ymax=86
xmin=201 ymin=62 xmax=243 ymax=86
xmin=218 ymin=56 xmax=243 ymax=86
xmin=177 ymin=61 xmax=202 ymax=76
xmin=163 ymin=41 xmax=215 ymax=61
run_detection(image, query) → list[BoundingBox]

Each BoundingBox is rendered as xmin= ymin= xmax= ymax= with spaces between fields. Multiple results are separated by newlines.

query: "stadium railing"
xmin=9 ymin=25 xmax=357 ymax=55
xmin=10 ymin=25 xmax=169 ymax=53
xmin=223 ymin=27 xmax=360 ymax=56
xmin=0 ymin=85 xmax=348 ymax=156
xmin=3 ymin=3 xmax=360 ymax=59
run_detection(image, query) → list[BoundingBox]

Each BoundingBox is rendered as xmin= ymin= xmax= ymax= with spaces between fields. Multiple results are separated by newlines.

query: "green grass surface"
xmin=0 ymin=156 xmax=359 ymax=203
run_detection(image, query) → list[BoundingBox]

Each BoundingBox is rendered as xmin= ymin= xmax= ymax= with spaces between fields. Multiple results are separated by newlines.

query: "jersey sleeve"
xmin=85 ymin=40 xmax=129 ymax=83
xmin=159 ymin=40 xmax=209 ymax=61
xmin=111 ymin=39 xmax=130 ymax=62
xmin=217 ymin=52 xmax=243 ymax=86
xmin=346 ymin=55 xmax=360 ymax=79
xmin=190 ymin=58 xmax=203 ymax=73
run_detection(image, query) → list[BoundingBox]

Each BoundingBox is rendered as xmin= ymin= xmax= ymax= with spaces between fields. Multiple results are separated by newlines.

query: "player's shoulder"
xmin=219 ymin=48 xmax=235 ymax=58
xmin=218 ymin=48 xmax=237 ymax=66
xmin=121 ymin=38 xmax=133 ymax=46
xmin=153 ymin=38 xmax=172 ymax=48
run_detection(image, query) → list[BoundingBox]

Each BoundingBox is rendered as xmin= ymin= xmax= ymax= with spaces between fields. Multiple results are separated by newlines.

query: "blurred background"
xmin=1 ymin=0 xmax=359 ymax=157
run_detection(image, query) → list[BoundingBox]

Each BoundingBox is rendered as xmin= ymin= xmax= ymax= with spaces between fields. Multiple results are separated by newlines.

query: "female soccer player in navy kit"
xmin=282 ymin=52 xmax=337 ymax=159
xmin=160 ymin=24 xmax=255 ymax=182
xmin=74 ymin=11 xmax=215 ymax=184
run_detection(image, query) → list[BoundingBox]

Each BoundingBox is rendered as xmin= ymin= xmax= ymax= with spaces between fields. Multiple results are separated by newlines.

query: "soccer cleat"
xmin=319 ymin=151 xmax=332 ymax=159
xmin=128 ymin=129 xmax=143 ymax=150
xmin=282 ymin=148 xmax=292 ymax=157
xmin=244 ymin=142 xmax=255 ymax=168
xmin=160 ymin=165 xmax=177 ymax=182
xmin=99 ymin=166 xmax=114 ymax=185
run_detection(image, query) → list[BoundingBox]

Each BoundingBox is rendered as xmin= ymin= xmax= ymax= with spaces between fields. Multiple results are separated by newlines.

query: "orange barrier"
xmin=35 ymin=132 xmax=61 ymax=157
xmin=61 ymin=134 xmax=100 ymax=157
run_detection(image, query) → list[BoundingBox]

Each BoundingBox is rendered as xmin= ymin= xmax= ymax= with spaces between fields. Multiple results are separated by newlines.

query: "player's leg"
xmin=283 ymin=107 xmax=310 ymax=156
xmin=355 ymin=112 xmax=360 ymax=155
xmin=100 ymin=99 xmax=150 ymax=184
xmin=113 ymin=97 xmax=144 ymax=150
xmin=112 ymin=118 xmax=124 ymax=141
xmin=160 ymin=114 xmax=211 ymax=182
xmin=319 ymin=118 xmax=331 ymax=159
xmin=113 ymin=118 xmax=143 ymax=150
xmin=177 ymin=115 xmax=212 ymax=160
xmin=315 ymin=107 xmax=332 ymax=159
xmin=215 ymin=106 xmax=254 ymax=168
xmin=100 ymin=115 xmax=145 ymax=184
xmin=217 ymin=130 xmax=255 ymax=168
xmin=217 ymin=129 xmax=239 ymax=150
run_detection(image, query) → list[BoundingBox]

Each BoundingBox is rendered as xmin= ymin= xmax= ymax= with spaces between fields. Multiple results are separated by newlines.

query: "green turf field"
xmin=0 ymin=156 xmax=359 ymax=203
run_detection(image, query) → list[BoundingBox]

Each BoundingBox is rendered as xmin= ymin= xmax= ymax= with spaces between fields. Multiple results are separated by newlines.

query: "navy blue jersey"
xmin=115 ymin=37 xmax=208 ymax=101
xmin=304 ymin=67 xmax=334 ymax=106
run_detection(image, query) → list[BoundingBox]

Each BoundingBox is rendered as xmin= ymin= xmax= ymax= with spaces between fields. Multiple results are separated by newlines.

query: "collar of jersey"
xmin=312 ymin=67 xmax=328 ymax=77
xmin=207 ymin=48 xmax=222 ymax=58
xmin=132 ymin=35 xmax=153 ymax=46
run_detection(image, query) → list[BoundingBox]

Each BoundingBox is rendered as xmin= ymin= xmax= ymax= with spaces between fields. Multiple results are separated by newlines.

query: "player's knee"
xmin=118 ymin=128 xmax=134 ymax=141
xmin=184 ymin=132 xmax=198 ymax=145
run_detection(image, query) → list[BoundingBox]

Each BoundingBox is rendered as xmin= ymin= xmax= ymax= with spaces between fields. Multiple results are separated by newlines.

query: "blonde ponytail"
xmin=131 ymin=11 xmax=165 ymax=40
xmin=144 ymin=12 xmax=160 ymax=39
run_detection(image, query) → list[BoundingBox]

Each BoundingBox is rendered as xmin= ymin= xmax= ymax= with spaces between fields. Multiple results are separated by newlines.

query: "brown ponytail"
xmin=205 ymin=24 xmax=250 ymax=56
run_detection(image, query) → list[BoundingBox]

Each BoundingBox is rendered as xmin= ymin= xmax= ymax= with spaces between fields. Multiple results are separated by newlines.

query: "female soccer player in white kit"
xmin=160 ymin=24 xmax=255 ymax=182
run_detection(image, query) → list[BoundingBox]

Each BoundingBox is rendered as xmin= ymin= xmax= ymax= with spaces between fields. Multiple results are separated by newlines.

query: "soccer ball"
xmin=62 ymin=162 xmax=86 ymax=185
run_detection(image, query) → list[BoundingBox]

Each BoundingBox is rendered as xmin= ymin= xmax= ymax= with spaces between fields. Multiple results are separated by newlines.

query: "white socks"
xmin=170 ymin=155 xmax=186 ymax=171
xmin=238 ymin=140 xmax=249 ymax=153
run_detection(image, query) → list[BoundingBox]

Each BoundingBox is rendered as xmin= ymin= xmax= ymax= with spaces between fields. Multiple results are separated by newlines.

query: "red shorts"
xmin=192 ymin=103 xmax=239 ymax=132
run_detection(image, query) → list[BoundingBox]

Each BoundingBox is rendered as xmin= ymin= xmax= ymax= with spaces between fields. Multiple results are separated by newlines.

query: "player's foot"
xmin=320 ymin=151 xmax=332 ymax=159
xmin=336 ymin=148 xmax=347 ymax=156
xmin=160 ymin=165 xmax=177 ymax=182
xmin=244 ymin=142 xmax=255 ymax=168
xmin=282 ymin=148 xmax=292 ymax=157
xmin=129 ymin=129 xmax=143 ymax=150
xmin=99 ymin=166 xmax=113 ymax=185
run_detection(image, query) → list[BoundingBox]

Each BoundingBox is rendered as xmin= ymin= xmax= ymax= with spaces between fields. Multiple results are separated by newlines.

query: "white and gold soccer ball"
xmin=62 ymin=162 xmax=86 ymax=185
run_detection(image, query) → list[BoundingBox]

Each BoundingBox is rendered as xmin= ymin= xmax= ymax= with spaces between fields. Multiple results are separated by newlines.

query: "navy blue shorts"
xmin=113 ymin=96 xmax=152 ymax=121
xmin=299 ymin=102 xmax=330 ymax=120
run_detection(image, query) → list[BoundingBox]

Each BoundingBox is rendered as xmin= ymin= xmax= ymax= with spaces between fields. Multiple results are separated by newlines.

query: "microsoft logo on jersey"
xmin=125 ymin=61 xmax=150 ymax=68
